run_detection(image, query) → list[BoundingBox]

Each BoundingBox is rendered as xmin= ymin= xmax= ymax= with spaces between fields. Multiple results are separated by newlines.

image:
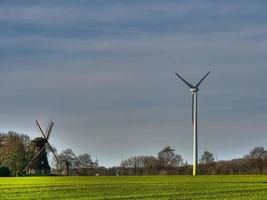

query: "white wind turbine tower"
xmin=175 ymin=71 xmax=210 ymax=176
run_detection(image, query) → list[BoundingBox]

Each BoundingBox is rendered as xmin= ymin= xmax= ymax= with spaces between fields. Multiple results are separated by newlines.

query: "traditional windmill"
xmin=24 ymin=120 xmax=59 ymax=175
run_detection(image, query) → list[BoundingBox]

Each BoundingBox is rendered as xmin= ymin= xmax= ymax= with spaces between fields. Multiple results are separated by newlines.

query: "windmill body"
xmin=175 ymin=71 xmax=210 ymax=176
xmin=30 ymin=137 xmax=51 ymax=174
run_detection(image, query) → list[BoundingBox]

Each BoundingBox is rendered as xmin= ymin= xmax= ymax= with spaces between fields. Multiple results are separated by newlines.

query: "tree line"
xmin=1 ymin=131 xmax=267 ymax=176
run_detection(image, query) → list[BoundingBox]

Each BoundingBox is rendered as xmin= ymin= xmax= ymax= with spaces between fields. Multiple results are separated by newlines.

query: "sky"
xmin=1 ymin=0 xmax=267 ymax=167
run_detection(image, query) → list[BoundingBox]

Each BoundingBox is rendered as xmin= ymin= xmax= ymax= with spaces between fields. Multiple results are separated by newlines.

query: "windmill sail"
xmin=45 ymin=120 xmax=54 ymax=140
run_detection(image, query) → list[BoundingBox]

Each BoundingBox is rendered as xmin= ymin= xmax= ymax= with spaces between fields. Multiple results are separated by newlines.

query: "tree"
xmin=171 ymin=154 xmax=183 ymax=167
xmin=0 ymin=166 xmax=11 ymax=177
xmin=120 ymin=155 xmax=158 ymax=175
xmin=56 ymin=148 xmax=79 ymax=175
xmin=158 ymin=146 xmax=183 ymax=172
xmin=121 ymin=156 xmax=157 ymax=168
xmin=78 ymin=153 xmax=94 ymax=169
xmin=200 ymin=151 xmax=215 ymax=164
xmin=143 ymin=156 xmax=158 ymax=175
xmin=58 ymin=149 xmax=78 ymax=167
xmin=244 ymin=146 xmax=267 ymax=174
xmin=0 ymin=132 xmax=33 ymax=176
xmin=94 ymin=158 xmax=99 ymax=169
xmin=158 ymin=146 xmax=175 ymax=169
xmin=121 ymin=156 xmax=145 ymax=168
xmin=246 ymin=146 xmax=267 ymax=160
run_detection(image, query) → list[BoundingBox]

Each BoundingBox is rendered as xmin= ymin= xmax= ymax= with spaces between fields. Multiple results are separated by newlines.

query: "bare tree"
xmin=200 ymin=151 xmax=215 ymax=164
xmin=246 ymin=146 xmax=267 ymax=160
xmin=60 ymin=149 xmax=77 ymax=166
xmin=158 ymin=146 xmax=175 ymax=170
xmin=158 ymin=146 xmax=184 ymax=172
xmin=56 ymin=148 xmax=79 ymax=175
xmin=94 ymin=158 xmax=99 ymax=169
xmin=78 ymin=153 xmax=94 ymax=169
xmin=171 ymin=154 xmax=183 ymax=167
xmin=0 ymin=132 xmax=33 ymax=176
xmin=121 ymin=156 xmax=146 ymax=168
xmin=245 ymin=146 xmax=267 ymax=174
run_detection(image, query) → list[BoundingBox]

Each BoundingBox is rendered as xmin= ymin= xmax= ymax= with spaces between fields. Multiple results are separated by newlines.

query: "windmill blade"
xmin=23 ymin=145 xmax=46 ymax=172
xmin=36 ymin=120 xmax=47 ymax=139
xmin=175 ymin=72 xmax=194 ymax=89
xmin=45 ymin=121 xmax=54 ymax=141
xmin=46 ymin=141 xmax=60 ymax=164
xmin=195 ymin=71 xmax=211 ymax=88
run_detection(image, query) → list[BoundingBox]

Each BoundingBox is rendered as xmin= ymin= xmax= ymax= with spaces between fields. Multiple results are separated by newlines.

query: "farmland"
xmin=1 ymin=176 xmax=267 ymax=199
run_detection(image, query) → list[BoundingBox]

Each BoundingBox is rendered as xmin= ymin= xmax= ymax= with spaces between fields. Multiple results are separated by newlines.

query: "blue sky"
xmin=1 ymin=0 xmax=267 ymax=167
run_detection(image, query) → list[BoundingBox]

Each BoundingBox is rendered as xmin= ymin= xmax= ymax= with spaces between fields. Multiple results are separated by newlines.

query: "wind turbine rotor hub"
xmin=190 ymin=88 xmax=199 ymax=92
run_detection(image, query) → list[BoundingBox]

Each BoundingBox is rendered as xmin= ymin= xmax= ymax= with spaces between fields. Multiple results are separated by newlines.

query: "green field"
xmin=1 ymin=175 xmax=267 ymax=199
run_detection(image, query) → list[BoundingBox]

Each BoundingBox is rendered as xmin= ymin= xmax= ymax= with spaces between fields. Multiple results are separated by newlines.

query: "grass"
xmin=1 ymin=175 xmax=267 ymax=199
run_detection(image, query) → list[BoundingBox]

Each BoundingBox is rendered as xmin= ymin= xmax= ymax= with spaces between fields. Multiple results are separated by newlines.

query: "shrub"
xmin=0 ymin=166 xmax=11 ymax=177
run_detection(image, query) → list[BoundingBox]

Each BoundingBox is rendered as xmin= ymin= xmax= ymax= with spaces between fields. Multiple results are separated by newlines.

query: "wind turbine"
xmin=175 ymin=71 xmax=210 ymax=176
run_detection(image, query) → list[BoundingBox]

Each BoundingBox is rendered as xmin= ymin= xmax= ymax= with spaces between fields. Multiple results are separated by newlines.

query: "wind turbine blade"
xmin=192 ymin=93 xmax=194 ymax=124
xmin=23 ymin=145 xmax=46 ymax=172
xmin=46 ymin=121 xmax=54 ymax=141
xmin=36 ymin=120 xmax=47 ymax=139
xmin=195 ymin=71 xmax=210 ymax=88
xmin=175 ymin=72 xmax=194 ymax=89
xmin=46 ymin=142 xmax=59 ymax=164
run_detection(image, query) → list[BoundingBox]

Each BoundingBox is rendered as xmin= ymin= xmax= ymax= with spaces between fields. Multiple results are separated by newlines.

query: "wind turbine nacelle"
xmin=190 ymin=88 xmax=199 ymax=92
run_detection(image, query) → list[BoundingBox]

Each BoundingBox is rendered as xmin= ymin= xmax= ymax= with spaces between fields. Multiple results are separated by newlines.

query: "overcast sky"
xmin=1 ymin=0 xmax=267 ymax=167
